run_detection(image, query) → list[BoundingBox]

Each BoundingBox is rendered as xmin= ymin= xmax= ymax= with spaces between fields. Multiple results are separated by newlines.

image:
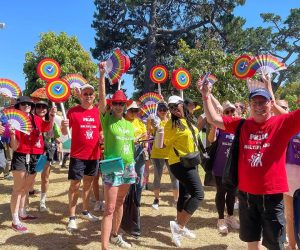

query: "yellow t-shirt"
xmin=151 ymin=119 xmax=170 ymax=159
xmin=164 ymin=118 xmax=199 ymax=165
xmin=130 ymin=118 xmax=147 ymax=140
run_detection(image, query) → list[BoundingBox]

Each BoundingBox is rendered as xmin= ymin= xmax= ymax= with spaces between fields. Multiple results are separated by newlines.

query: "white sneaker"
xmin=225 ymin=215 xmax=240 ymax=229
xmin=182 ymin=226 xmax=196 ymax=239
xmin=81 ymin=212 xmax=99 ymax=222
xmin=94 ymin=201 xmax=104 ymax=211
xmin=39 ymin=202 xmax=49 ymax=212
xmin=110 ymin=234 xmax=131 ymax=248
xmin=67 ymin=219 xmax=77 ymax=231
xmin=217 ymin=219 xmax=228 ymax=234
xmin=170 ymin=220 xmax=183 ymax=247
xmin=152 ymin=199 xmax=159 ymax=210
xmin=234 ymin=201 xmax=239 ymax=210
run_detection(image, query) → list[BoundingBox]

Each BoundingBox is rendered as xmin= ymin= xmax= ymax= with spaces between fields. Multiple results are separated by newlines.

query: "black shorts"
xmin=68 ymin=157 xmax=99 ymax=180
xmin=238 ymin=191 xmax=285 ymax=249
xmin=11 ymin=152 xmax=41 ymax=175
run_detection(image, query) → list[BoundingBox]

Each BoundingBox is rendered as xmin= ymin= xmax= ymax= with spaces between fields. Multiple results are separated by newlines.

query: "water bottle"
xmin=155 ymin=127 xmax=164 ymax=149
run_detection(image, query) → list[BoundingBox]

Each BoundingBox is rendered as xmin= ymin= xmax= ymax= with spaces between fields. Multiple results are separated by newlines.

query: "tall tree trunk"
xmin=143 ymin=0 xmax=157 ymax=93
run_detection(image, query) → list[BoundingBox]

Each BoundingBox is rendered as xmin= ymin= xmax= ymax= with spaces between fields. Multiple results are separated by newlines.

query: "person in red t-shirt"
xmin=61 ymin=84 xmax=101 ymax=232
xmin=9 ymin=96 xmax=56 ymax=233
xmin=198 ymin=78 xmax=300 ymax=250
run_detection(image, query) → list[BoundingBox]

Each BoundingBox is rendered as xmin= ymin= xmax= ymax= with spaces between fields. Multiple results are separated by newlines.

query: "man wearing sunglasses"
xmin=61 ymin=84 xmax=101 ymax=232
xmin=200 ymin=81 xmax=300 ymax=250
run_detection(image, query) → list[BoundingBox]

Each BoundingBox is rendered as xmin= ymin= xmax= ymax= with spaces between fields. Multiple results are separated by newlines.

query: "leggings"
xmin=152 ymin=158 xmax=179 ymax=190
xmin=215 ymin=176 xmax=236 ymax=219
xmin=170 ymin=162 xmax=204 ymax=214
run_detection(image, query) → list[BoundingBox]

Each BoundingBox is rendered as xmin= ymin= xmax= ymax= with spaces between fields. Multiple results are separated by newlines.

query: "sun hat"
xmin=14 ymin=96 xmax=35 ymax=109
xmin=222 ymin=100 xmax=236 ymax=111
xmin=106 ymin=90 xmax=133 ymax=106
xmin=167 ymin=95 xmax=183 ymax=105
xmin=249 ymin=88 xmax=272 ymax=100
xmin=35 ymin=100 xmax=49 ymax=107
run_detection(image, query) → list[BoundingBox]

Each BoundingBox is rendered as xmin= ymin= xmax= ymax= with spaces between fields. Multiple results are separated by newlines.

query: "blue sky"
xmin=0 ymin=0 xmax=298 ymax=98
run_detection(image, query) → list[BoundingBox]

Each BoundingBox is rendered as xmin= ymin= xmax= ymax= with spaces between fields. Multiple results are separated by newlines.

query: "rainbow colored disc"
xmin=37 ymin=58 xmax=61 ymax=82
xmin=45 ymin=79 xmax=71 ymax=103
xmin=171 ymin=68 xmax=191 ymax=90
xmin=232 ymin=55 xmax=255 ymax=79
xmin=150 ymin=65 xmax=168 ymax=84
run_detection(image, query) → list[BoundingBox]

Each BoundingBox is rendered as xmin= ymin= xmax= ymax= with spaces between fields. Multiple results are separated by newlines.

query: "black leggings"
xmin=215 ymin=176 xmax=236 ymax=219
xmin=170 ymin=162 xmax=204 ymax=214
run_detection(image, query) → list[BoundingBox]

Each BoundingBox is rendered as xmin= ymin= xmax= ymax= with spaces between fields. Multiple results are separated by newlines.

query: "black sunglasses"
xmin=36 ymin=104 xmax=48 ymax=109
xmin=168 ymin=103 xmax=181 ymax=110
xmin=129 ymin=108 xmax=139 ymax=113
xmin=224 ymin=109 xmax=235 ymax=115
xmin=83 ymin=93 xmax=94 ymax=96
xmin=112 ymin=102 xmax=125 ymax=106
xmin=158 ymin=108 xmax=168 ymax=112
xmin=20 ymin=102 xmax=32 ymax=106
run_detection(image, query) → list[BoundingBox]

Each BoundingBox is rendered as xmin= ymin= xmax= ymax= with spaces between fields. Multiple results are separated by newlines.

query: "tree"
xmin=276 ymin=82 xmax=300 ymax=111
xmin=23 ymin=32 xmax=97 ymax=108
xmin=91 ymin=0 xmax=245 ymax=93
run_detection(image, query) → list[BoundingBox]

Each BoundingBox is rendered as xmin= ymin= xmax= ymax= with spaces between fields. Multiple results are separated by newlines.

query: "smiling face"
xmin=19 ymin=102 xmax=32 ymax=114
xmin=35 ymin=103 xmax=48 ymax=118
xmin=249 ymin=96 xmax=272 ymax=123
xmin=80 ymin=88 xmax=95 ymax=106
xmin=111 ymin=102 xmax=126 ymax=117
xmin=169 ymin=102 xmax=184 ymax=118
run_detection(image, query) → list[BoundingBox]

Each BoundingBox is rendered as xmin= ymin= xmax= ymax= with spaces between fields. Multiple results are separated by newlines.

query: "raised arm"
xmin=98 ymin=62 xmax=107 ymax=115
xmin=196 ymin=79 xmax=225 ymax=130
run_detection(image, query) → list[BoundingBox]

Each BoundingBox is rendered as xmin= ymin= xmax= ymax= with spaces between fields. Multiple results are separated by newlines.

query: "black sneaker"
xmin=152 ymin=198 xmax=159 ymax=210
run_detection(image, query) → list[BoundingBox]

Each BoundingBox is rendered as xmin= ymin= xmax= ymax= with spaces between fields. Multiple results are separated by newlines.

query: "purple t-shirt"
xmin=286 ymin=132 xmax=300 ymax=166
xmin=212 ymin=129 xmax=235 ymax=177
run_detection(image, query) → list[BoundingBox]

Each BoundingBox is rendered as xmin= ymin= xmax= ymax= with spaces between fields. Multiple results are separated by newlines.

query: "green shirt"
xmin=100 ymin=112 xmax=135 ymax=165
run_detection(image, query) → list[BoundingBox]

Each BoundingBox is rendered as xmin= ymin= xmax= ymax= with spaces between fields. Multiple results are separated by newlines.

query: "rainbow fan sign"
xmin=63 ymin=74 xmax=87 ymax=89
xmin=139 ymin=92 xmax=163 ymax=106
xmin=0 ymin=78 xmax=21 ymax=99
xmin=106 ymin=49 xmax=125 ymax=84
xmin=3 ymin=109 xmax=32 ymax=135
xmin=37 ymin=58 xmax=61 ymax=82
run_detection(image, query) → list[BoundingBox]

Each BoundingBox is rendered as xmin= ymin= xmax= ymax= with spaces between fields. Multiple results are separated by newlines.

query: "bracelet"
xmin=203 ymin=95 xmax=210 ymax=101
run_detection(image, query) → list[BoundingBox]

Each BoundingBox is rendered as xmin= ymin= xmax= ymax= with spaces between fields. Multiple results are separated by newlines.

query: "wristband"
xmin=203 ymin=95 xmax=210 ymax=101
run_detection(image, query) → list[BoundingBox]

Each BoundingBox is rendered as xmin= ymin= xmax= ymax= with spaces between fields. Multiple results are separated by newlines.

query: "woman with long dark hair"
xmin=164 ymin=95 xmax=204 ymax=247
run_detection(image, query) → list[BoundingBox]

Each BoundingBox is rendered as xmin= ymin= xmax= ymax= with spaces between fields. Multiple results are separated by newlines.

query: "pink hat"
xmin=106 ymin=90 xmax=133 ymax=106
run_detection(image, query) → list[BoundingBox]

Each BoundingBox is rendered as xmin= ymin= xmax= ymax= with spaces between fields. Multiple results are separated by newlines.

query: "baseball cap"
xmin=126 ymin=101 xmax=139 ymax=110
xmin=81 ymin=84 xmax=95 ymax=92
xmin=168 ymin=95 xmax=183 ymax=105
xmin=249 ymin=88 xmax=272 ymax=100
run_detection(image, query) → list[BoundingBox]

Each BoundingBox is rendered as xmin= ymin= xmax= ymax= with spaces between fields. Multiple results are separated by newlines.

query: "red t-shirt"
xmin=67 ymin=105 xmax=101 ymax=160
xmin=15 ymin=114 xmax=51 ymax=155
xmin=223 ymin=109 xmax=300 ymax=195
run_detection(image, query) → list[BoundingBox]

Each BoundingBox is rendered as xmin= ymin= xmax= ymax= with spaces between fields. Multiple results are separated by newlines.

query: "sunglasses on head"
xmin=20 ymin=102 xmax=32 ymax=106
xmin=36 ymin=104 xmax=48 ymax=109
xmin=224 ymin=109 xmax=235 ymax=115
xmin=112 ymin=102 xmax=126 ymax=107
xmin=83 ymin=93 xmax=94 ymax=96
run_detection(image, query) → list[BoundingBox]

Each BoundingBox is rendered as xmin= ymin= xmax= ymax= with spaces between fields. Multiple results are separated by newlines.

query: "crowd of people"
xmin=0 ymin=64 xmax=300 ymax=250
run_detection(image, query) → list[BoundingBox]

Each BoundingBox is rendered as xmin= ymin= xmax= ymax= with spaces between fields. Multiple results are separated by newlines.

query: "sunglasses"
xmin=20 ymin=102 xmax=32 ymax=106
xmin=168 ymin=103 xmax=181 ymax=110
xmin=129 ymin=108 xmax=139 ymax=113
xmin=112 ymin=102 xmax=126 ymax=107
xmin=280 ymin=106 xmax=288 ymax=111
xmin=224 ymin=109 xmax=235 ymax=115
xmin=36 ymin=104 xmax=48 ymax=109
xmin=83 ymin=93 xmax=94 ymax=96
xmin=158 ymin=108 xmax=168 ymax=112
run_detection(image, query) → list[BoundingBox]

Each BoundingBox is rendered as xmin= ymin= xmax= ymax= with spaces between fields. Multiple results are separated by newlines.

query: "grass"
xmin=0 ymin=165 xmax=250 ymax=250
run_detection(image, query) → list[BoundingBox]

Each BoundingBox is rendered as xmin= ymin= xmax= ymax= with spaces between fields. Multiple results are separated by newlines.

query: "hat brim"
xmin=106 ymin=99 xmax=133 ymax=106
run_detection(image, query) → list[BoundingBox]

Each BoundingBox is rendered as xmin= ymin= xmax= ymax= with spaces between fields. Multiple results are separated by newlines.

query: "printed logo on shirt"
xmin=83 ymin=117 xmax=95 ymax=122
xmin=85 ymin=129 xmax=94 ymax=140
xmin=249 ymin=152 xmax=263 ymax=167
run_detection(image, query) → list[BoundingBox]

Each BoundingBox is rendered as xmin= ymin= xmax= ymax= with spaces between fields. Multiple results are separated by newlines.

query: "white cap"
xmin=222 ymin=100 xmax=235 ymax=111
xmin=81 ymin=84 xmax=95 ymax=91
xmin=168 ymin=95 xmax=183 ymax=105
xmin=127 ymin=101 xmax=139 ymax=110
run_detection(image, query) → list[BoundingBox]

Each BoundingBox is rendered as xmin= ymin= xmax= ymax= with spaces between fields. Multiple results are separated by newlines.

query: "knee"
xmin=194 ymin=189 xmax=204 ymax=201
xmin=103 ymin=203 xmax=115 ymax=217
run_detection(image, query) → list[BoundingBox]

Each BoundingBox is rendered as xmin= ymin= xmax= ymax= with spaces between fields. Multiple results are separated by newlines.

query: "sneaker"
xmin=170 ymin=220 xmax=183 ymax=247
xmin=234 ymin=201 xmax=239 ymax=210
xmin=81 ymin=212 xmax=99 ymax=222
xmin=217 ymin=219 xmax=228 ymax=234
xmin=110 ymin=234 xmax=131 ymax=248
xmin=39 ymin=202 xmax=49 ymax=212
xmin=12 ymin=223 xmax=28 ymax=233
xmin=94 ymin=201 xmax=104 ymax=211
xmin=67 ymin=219 xmax=77 ymax=231
xmin=182 ymin=226 xmax=196 ymax=239
xmin=225 ymin=215 xmax=240 ymax=229
xmin=19 ymin=214 xmax=38 ymax=221
xmin=152 ymin=198 xmax=159 ymax=210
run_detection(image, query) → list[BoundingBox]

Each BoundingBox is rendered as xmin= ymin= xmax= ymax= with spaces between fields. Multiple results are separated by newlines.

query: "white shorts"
xmin=285 ymin=163 xmax=300 ymax=197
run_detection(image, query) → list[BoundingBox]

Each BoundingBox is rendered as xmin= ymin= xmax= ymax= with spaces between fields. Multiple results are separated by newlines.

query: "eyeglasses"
xmin=112 ymin=102 xmax=125 ymax=107
xmin=83 ymin=93 xmax=94 ymax=96
xmin=168 ymin=103 xmax=182 ymax=110
xmin=36 ymin=104 xmax=48 ymax=109
xmin=158 ymin=108 xmax=168 ymax=112
xmin=129 ymin=108 xmax=139 ymax=113
xmin=224 ymin=109 xmax=235 ymax=115
xmin=250 ymin=100 xmax=270 ymax=107
xmin=20 ymin=102 xmax=32 ymax=106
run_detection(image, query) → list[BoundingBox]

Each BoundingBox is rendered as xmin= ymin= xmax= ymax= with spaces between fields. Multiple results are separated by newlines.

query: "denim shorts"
xmin=238 ymin=191 xmax=286 ymax=250
xmin=102 ymin=163 xmax=136 ymax=187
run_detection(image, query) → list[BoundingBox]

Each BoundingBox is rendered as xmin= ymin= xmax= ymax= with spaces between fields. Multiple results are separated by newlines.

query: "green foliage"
xmin=23 ymin=32 xmax=97 ymax=108
xmin=276 ymin=82 xmax=300 ymax=111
